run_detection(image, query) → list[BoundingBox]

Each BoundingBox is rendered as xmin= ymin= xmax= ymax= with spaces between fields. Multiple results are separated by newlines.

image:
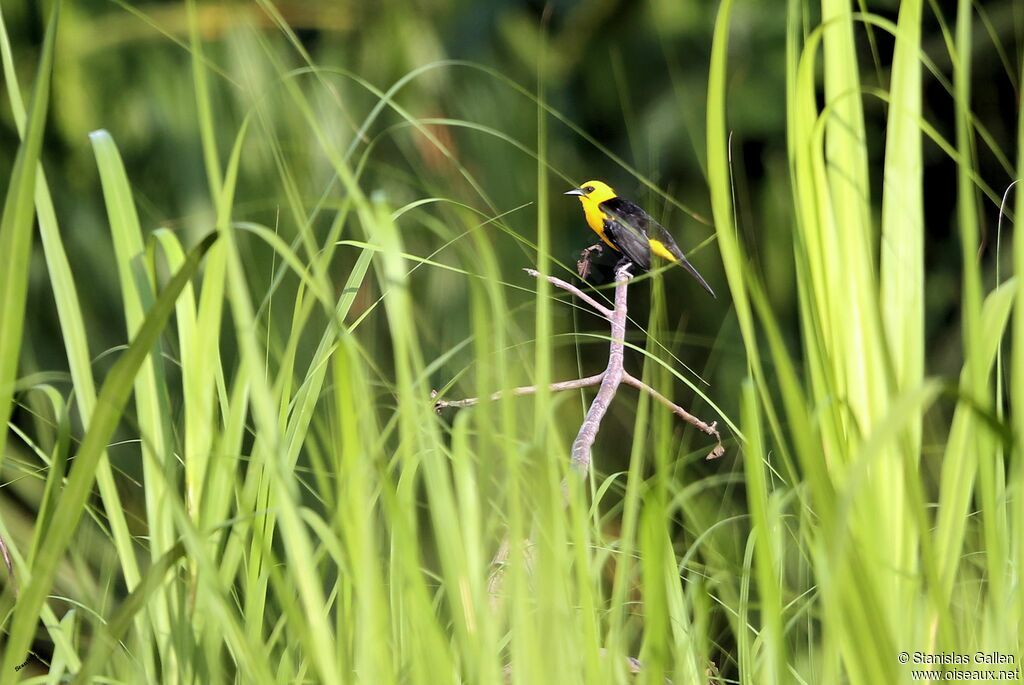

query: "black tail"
xmin=667 ymin=242 xmax=716 ymax=298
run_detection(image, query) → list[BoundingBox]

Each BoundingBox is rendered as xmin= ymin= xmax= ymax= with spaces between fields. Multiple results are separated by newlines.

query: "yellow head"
xmin=565 ymin=180 xmax=618 ymax=238
xmin=564 ymin=180 xmax=617 ymax=206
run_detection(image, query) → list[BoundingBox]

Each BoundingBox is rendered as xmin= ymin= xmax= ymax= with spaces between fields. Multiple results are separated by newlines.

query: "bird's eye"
xmin=583 ymin=185 xmax=595 ymax=193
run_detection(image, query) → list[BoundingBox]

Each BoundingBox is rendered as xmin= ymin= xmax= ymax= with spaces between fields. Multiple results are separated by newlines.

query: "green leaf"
xmin=879 ymin=0 xmax=924 ymax=439
xmin=0 ymin=0 xmax=58 ymax=471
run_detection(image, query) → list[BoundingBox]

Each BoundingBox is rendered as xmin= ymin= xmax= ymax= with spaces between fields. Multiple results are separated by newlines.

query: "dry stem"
xmin=523 ymin=267 xmax=613 ymax=320
xmin=568 ymin=262 xmax=631 ymax=472
xmin=433 ymin=374 xmax=604 ymax=410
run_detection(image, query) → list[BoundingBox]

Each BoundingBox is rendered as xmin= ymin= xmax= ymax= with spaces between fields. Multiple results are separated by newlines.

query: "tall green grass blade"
xmin=89 ymin=129 xmax=177 ymax=678
xmin=182 ymin=0 xmax=229 ymax=537
xmin=875 ymin=0 xmax=926 ymax=651
xmin=934 ymin=276 xmax=1015 ymax=598
xmin=817 ymin=0 xmax=888 ymax=466
xmin=0 ymin=1 xmax=57 ymax=472
xmin=748 ymin=277 xmax=897 ymax=685
xmin=953 ymin=0 xmax=1009 ymax=649
xmin=330 ymin=337 xmax=396 ymax=684
xmin=739 ymin=379 xmax=786 ymax=685
xmin=186 ymin=0 xmax=222 ymax=200
xmin=879 ymin=0 xmax=924 ymax=450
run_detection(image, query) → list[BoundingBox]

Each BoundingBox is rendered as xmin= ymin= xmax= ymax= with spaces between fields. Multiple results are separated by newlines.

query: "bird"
xmin=565 ymin=180 xmax=715 ymax=297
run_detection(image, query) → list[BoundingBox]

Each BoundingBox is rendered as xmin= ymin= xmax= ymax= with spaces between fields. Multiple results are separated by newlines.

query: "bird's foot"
xmin=614 ymin=257 xmax=634 ymax=278
xmin=577 ymin=242 xmax=605 ymax=279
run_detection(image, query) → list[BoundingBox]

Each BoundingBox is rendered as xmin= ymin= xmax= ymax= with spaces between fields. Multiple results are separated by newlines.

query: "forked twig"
xmin=621 ymin=373 xmax=725 ymax=459
xmin=433 ymin=263 xmax=724 ymax=463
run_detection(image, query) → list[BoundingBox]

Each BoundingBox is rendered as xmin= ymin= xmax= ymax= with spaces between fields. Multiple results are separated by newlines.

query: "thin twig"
xmin=569 ymin=262 xmax=631 ymax=473
xmin=433 ymin=374 xmax=605 ymax=411
xmin=622 ymin=372 xmax=724 ymax=460
xmin=523 ymin=268 xmax=613 ymax=320
xmin=435 ymin=262 xmax=726 ymax=465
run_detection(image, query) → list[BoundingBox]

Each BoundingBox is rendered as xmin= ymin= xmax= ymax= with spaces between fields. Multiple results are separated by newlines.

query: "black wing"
xmin=599 ymin=197 xmax=658 ymax=236
xmin=602 ymin=219 xmax=651 ymax=271
xmin=601 ymin=196 xmax=716 ymax=297
xmin=599 ymin=197 xmax=654 ymax=272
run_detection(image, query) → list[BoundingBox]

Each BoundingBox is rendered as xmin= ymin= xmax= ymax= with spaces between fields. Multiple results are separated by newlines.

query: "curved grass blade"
xmin=0 ymin=1 xmax=58 ymax=472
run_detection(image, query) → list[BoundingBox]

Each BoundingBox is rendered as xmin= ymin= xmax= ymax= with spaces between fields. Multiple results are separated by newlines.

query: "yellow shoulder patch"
xmin=648 ymin=239 xmax=677 ymax=262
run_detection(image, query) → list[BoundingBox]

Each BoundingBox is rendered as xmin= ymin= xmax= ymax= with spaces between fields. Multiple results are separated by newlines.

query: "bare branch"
xmin=523 ymin=268 xmax=613 ymax=320
xmin=569 ymin=262 xmax=631 ymax=473
xmin=438 ymin=261 xmax=725 ymax=464
xmin=433 ymin=374 xmax=605 ymax=411
xmin=622 ymin=372 xmax=725 ymax=460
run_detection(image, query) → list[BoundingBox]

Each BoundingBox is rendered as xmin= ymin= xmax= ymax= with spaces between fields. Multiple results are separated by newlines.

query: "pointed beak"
xmin=563 ymin=187 xmax=586 ymax=197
